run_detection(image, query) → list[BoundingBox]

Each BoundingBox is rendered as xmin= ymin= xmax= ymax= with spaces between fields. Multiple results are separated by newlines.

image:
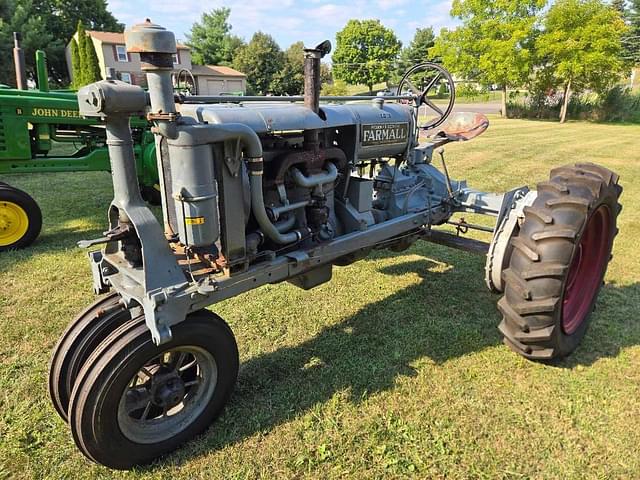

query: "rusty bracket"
xmin=147 ymin=111 xmax=181 ymax=122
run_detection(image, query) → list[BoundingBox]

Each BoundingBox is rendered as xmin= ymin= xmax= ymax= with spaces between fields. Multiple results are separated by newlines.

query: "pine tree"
xmin=612 ymin=0 xmax=626 ymax=14
xmin=613 ymin=0 xmax=635 ymax=66
xmin=70 ymin=38 xmax=81 ymax=89
xmin=84 ymin=36 xmax=102 ymax=83
xmin=76 ymin=21 xmax=88 ymax=86
xmin=74 ymin=20 xmax=102 ymax=87
xmin=628 ymin=0 xmax=640 ymax=64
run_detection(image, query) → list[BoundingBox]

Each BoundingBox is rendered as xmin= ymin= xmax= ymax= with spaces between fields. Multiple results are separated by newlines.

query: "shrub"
xmin=507 ymin=86 xmax=640 ymax=123
xmin=455 ymin=83 xmax=490 ymax=102
xmin=321 ymin=80 xmax=349 ymax=96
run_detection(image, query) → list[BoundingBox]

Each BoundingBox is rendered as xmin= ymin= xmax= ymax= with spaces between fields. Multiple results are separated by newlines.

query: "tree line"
xmin=433 ymin=0 xmax=638 ymax=122
xmin=1 ymin=0 xmax=638 ymax=124
xmin=0 ymin=0 xmax=121 ymax=86
xmin=186 ymin=8 xmax=433 ymax=96
xmin=185 ymin=7 xmax=332 ymax=96
xmin=188 ymin=1 xmax=638 ymax=122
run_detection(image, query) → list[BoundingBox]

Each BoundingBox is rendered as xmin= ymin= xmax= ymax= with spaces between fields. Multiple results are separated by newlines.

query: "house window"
xmin=172 ymin=53 xmax=179 ymax=65
xmin=116 ymin=45 xmax=128 ymax=62
xmin=120 ymin=72 xmax=132 ymax=84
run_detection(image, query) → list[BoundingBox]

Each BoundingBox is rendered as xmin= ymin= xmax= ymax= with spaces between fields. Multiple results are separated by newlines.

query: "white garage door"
xmin=226 ymin=80 xmax=243 ymax=93
xmin=206 ymin=79 xmax=225 ymax=95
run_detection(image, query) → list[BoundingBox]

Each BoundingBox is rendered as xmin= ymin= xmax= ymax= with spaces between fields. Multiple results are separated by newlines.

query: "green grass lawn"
xmin=1 ymin=117 xmax=639 ymax=479
xmin=344 ymin=82 xmax=388 ymax=96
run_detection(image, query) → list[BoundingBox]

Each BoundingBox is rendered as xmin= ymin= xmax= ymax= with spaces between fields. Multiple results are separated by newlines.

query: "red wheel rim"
xmin=562 ymin=205 xmax=612 ymax=335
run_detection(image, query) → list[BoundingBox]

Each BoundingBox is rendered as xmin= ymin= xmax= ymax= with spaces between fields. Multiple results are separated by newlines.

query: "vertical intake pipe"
xmin=125 ymin=19 xmax=178 ymax=139
xmin=125 ymin=19 xmax=179 ymax=236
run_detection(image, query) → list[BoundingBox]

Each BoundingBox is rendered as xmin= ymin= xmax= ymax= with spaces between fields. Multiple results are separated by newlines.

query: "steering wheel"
xmin=175 ymin=69 xmax=198 ymax=96
xmin=396 ymin=62 xmax=456 ymax=130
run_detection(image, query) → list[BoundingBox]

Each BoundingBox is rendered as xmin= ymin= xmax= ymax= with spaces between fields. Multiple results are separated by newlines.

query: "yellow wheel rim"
xmin=0 ymin=201 xmax=29 ymax=247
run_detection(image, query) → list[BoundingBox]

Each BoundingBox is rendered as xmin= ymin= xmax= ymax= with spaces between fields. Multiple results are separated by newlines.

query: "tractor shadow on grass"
xmin=558 ymin=281 xmax=640 ymax=368
xmin=0 ymin=226 xmax=106 ymax=276
xmin=157 ymin=247 xmax=640 ymax=469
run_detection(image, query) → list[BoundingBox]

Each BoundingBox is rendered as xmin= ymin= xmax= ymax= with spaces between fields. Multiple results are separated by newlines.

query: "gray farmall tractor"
xmin=48 ymin=20 xmax=622 ymax=469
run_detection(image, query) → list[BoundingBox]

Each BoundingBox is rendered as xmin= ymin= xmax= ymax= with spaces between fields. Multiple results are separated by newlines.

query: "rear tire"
xmin=0 ymin=184 xmax=42 ymax=251
xmin=68 ymin=310 xmax=239 ymax=469
xmin=498 ymin=163 xmax=621 ymax=361
xmin=48 ymin=293 xmax=130 ymax=421
xmin=140 ymin=184 xmax=162 ymax=206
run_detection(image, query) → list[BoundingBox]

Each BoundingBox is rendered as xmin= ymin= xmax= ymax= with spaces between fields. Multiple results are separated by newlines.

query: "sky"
xmin=106 ymin=0 xmax=458 ymax=59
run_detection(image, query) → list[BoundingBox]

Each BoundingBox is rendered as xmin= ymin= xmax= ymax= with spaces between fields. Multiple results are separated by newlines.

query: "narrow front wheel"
xmin=68 ymin=310 xmax=239 ymax=469
xmin=48 ymin=293 xmax=130 ymax=421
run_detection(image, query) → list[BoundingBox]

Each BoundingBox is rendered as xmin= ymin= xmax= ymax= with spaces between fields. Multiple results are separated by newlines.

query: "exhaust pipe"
xmin=13 ymin=32 xmax=26 ymax=90
xmin=303 ymin=40 xmax=331 ymax=151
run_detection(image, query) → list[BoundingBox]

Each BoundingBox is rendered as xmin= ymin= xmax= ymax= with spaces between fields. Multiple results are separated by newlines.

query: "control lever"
xmin=78 ymin=224 xmax=135 ymax=248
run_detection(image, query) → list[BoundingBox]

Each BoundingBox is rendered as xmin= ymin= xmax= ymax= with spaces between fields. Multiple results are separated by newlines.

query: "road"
xmin=425 ymin=101 xmax=502 ymax=118
xmin=452 ymin=102 xmax=501 ymax=115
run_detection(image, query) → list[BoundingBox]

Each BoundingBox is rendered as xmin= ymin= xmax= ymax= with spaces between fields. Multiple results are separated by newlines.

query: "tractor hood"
xmin=177 ymin=101 xmax=413 ymax=135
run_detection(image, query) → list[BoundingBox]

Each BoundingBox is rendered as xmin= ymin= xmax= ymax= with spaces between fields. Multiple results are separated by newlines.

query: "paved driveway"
xmin=452 ymin=102 xmax=501 ymax=115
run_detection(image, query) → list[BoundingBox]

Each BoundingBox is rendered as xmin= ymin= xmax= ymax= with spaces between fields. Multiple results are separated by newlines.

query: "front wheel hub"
xmin=117 ymin=346 xmax=218 ymax=444
xmin=0 ymin=201 xmax=29 ymax=246
xmin=152 ymin=375 xmax=186 ymax=409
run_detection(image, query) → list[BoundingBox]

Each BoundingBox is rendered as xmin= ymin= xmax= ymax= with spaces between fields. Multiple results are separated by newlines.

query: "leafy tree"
xmin=430 ymin=0 xmax=545 ymax=117
xmin=39 ymin=0 xmax=122 ymax=38
xmin=0 ymin=0 xmax=53 ymax=86
xmin=537 ymin=0 xmax=627 ymax=122
xmin=0 ymin=0 xmax=122 ymax=86
xmin=271 ymin=41 xmax=305 ymax=95
xmin=233 ymin=32 xmax=284 ymax=95
xmin=187 ymin=8 xmax=244 ymax=66
xmin=38 ymin=0 xmax=120 ymax=83
xmin=225 ymin=35 xmax=246 ymax=62
xmin=332 ymin=19 xmax=402 ymax=93
xmin=399 ymin=27 xmax=435 ymax=70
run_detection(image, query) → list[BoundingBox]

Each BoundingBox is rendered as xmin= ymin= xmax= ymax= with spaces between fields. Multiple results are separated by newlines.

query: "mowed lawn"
xmin=0 ymin=117 xmax=639 ymax=479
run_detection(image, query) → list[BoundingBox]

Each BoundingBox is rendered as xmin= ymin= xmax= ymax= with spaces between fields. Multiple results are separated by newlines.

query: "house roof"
xmin=190 ymin=64 xmax=246 ymax=78
xmin=86 ymin=30 xmax=189 ymax=49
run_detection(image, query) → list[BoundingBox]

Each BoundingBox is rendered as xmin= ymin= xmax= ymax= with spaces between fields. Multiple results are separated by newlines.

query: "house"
xmin=65 ymin=31 xmax=246 ymax=95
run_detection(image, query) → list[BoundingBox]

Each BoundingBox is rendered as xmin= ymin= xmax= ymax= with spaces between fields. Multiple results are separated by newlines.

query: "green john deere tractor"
xmin=0 ymin=43 xmax=158 ymax=251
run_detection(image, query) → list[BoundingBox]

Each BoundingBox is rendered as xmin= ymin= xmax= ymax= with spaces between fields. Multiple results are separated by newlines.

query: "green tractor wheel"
xmin=0 ymin=184 xmax=42 ymax=251
xmin=140 ymin=183 xmax=162 ymax=206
